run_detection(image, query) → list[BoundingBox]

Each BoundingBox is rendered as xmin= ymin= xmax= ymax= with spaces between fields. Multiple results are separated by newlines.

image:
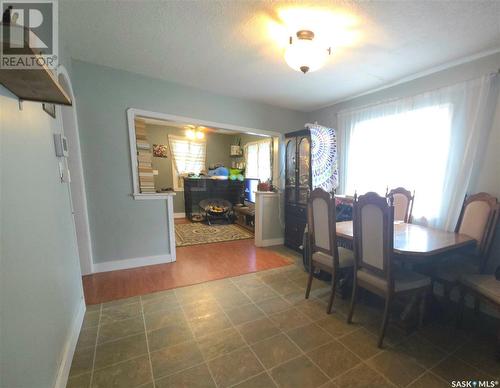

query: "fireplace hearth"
xmin=199 ymin=198 xmax=233 ymax=225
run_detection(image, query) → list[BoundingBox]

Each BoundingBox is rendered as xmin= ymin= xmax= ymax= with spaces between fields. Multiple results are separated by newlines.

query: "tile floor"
xmin=68 ymin=247 xmax=500 ymax=388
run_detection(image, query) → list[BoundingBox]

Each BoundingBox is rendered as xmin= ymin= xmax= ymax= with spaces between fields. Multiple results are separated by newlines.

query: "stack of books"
xmin=135 ymin=119 xmax=155 ymax=193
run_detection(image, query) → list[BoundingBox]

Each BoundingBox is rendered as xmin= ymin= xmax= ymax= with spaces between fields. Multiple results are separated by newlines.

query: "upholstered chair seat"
xmin=455 ymin=201 xmax=499 ymax=357
xmin=312 ymin=248 xmax=355 ymax=269
xmin=460 ymin=274 xmax=500 ymax=304
xmin=357 ymin=267 xmax=431 ymax=293
xmin=433 ymin=256 xmax=479 ymax=283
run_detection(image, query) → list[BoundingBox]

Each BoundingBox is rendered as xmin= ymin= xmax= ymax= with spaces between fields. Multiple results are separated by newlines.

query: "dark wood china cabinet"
xmin=284 ymin=129 xmax=312 ymax=252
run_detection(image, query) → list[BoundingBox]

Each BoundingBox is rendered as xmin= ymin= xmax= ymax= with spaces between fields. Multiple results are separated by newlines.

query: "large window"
xmin=346 ymin=104 xmax=452 ymax=221
xmin=244 ymin=139 xmax=272 ymax=182
xmin=168 ymin=135 xmax=206 ymax=189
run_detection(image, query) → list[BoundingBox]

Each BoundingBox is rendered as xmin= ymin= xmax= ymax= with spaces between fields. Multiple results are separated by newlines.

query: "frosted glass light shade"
xmin=285 ymin=38 xmax=329 ymax=73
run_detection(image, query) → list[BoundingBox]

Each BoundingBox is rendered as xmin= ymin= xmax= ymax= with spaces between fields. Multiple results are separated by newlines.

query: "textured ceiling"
xmin=60 ymin=1 xmax=500 ymax=112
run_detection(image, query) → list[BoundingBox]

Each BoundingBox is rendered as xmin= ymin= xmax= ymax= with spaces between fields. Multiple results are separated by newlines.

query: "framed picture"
xmin=153 ymin=144 xmax=169 ymax=158
xmin=42 ymin=103 xmax=56 ymax=118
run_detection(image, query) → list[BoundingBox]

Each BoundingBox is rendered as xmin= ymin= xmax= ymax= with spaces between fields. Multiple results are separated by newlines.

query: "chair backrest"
xmin=386 ymin=187 xmax=414 ymax=223
xmin=455 ymin=193 xmax=498 ymax=260
xmin=353 ymin=192 xmax=394 ymax=282
xmin=307 ymin=188 xmax=339 ymax=266
xmin=483 ymin=204 xmax=500 ymax=261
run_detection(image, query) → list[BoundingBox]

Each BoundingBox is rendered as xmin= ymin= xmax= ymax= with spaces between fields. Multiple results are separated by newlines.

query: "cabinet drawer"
xmin=286 ymin=205 xmax=307 ymax=220
xmin=285 ymin=238 xmax=302 ymax=251
xmin=285 ymin=216 xmax=307 ymax=248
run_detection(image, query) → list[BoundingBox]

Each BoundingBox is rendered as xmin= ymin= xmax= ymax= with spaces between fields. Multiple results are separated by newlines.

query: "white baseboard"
xmin=54 ymin=298 xmax=86 ymax=388
xmin=93 ymin=254 xmax=175 ymax=273
xmin=174 ymin=212 xmax=186 ymax=219
xmin=258 ymin=238 xmax=284 ymax=247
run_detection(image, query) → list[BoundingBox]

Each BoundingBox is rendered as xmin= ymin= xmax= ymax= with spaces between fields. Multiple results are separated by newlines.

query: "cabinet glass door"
xmin=285 ymin=138 xmax=296 ymax=203
xmin=297 ymin=137 xmax=310 ymax=204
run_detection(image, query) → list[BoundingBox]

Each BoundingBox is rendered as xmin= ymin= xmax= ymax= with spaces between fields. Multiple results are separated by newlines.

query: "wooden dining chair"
xmin=457 ymin=273 xmax=500 ymax=358
xmin=305 ymin=188 xmax=354 ymax=314
xmin=347 ymin=192 xmax=431 ymax=348
xmin=433 ymin=193 xmax=499 ymax=299
xmin=456 ymin=203 xmax=499 ymax=306
xmin=386 ymin=187 xmax=415 ymax=223
xmin=456 ymin=205 xmax=500 ymax=357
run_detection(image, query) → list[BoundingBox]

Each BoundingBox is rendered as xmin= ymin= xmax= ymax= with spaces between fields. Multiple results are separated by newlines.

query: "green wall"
xmin=0 ymin=88 xmax=84 ymax=387
xmin=147 ymin=125 xmax=173 ymax=192
xmin=235 ymin=133 xmax=266 ymax=147
xmin=146 ymin=124 xmax=236 ymax=213
xmin=71 ymin=60 xmax=306 ymax=264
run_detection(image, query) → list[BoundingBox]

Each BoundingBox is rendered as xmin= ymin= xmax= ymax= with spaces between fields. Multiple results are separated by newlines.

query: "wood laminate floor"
xmin=83 ymin=227 xmax=293 ymax=304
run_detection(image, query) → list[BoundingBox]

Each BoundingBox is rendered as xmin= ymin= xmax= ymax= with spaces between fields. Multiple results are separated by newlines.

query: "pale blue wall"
xmin=0 ymin=87 xmax=84 ymax=387
xmin=71 ymin=60 xmax=307 ymax=264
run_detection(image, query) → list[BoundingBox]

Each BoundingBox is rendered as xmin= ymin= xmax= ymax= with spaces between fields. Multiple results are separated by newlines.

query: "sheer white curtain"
xmin=338 ymin=74 xmax=499 ymax=230
xmin=244 ymin=139 xmax=272 ymax=182
xmin=168 ymin=135 xmax=206 ymax=189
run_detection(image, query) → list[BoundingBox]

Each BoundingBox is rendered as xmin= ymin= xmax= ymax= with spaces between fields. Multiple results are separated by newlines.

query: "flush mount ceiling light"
xmin=284 ymin=30 xmax=331 ymax=74
xmin=185 ymin=125 xmax=205 ymax=140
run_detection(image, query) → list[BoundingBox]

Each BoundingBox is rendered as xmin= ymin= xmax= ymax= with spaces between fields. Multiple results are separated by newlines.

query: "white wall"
xmin=71 ymin=60 xmax=307 ymax=266
xmin=0 ymin=86 xmax=84 ymax=387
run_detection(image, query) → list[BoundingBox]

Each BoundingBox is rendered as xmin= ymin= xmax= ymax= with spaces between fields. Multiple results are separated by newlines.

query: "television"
xmin=244 ymin=178 xmax=259 ymax=204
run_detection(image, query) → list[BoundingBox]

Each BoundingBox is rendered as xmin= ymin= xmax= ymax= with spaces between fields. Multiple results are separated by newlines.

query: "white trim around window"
xmin=168 ymin=134 xmax=206 ymax=190
xmin=244 ymin=138 xmax=273 ymax=183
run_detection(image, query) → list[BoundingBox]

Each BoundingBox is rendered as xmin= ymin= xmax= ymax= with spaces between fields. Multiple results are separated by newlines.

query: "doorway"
xmin=129 ymin=113 xmax=279 ymax=249
xmin=58 ymin=67 xmax=94 ymax=275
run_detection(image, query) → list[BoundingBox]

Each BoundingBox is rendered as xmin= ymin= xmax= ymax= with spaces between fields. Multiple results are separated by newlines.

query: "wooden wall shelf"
xmin=0 ymin=24 xmax=72 ymax=106
xmin=0 ymin=66 xmax=72 ymax=105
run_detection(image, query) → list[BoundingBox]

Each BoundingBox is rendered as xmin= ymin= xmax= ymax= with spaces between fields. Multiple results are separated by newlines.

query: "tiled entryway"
xmin=68 ymin=248 xmax=500 ymax=388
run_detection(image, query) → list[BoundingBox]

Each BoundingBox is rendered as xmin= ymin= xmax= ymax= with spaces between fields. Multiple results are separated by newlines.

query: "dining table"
xmin=336 ymin=220 xmax=476 ymax=260
xmin=335 ymin=220 xmax=477 ymax=324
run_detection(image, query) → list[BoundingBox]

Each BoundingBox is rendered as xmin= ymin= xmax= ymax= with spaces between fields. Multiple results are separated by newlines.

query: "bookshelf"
xmin=135 ymin=118 xmax=155 ymax=193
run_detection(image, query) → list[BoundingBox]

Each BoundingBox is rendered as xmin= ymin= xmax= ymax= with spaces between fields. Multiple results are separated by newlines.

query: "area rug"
xmin=175 ymin=222 xmax=254 ymax=247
